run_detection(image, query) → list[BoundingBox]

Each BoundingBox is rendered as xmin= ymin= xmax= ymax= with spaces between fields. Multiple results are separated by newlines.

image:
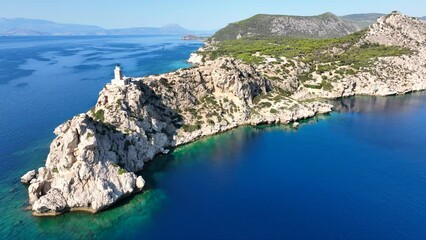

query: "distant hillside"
xmin=0 ymin=18 xmax=105 ymax=35
xmin=0 ymin=18 xmax=212 ymax=36
xmin=341 ymin=13 xmax=385 ymax=28
xmin=212 ymin=12 xmax=361 ymax=41
xmin=107 ymin=24 xmax=199 ymax=36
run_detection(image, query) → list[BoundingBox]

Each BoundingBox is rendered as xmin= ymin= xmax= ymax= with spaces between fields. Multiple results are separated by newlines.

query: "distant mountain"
xmin=0 ymin=18 xmax=105 ymax=35
xmin=212 ymin=12 xmax=361 ymax=41
xmin=420 ymin=16 xmax=426 ymax=22
xmin=341 ymin=13 xmax=386 ymax=28
xmin=107 ymin=24 xmax=203 ymax=36
xmin=0 ymin=18 xmax=212 ymax=36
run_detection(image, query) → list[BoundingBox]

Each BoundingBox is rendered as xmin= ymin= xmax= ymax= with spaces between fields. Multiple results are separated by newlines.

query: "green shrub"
xmin=91 ymin=109 xmax=105 ymax=122
xmin=86 ymin=132 xmax=94 ymax=139
xmin=252 ymin=95 xmax=262 ymax=104
xmin=182 ymin=124 xmax=201 ymax=132
xmin=320 ymin=80 xmax=333 ymax=91
xmin=304 ymin=84 xmax=322 ymax=89
xmin=259 ymin=102 xmax=272 ymax=108
xmin=270 ymin=108 xmax=278 ymax=113
xmin=298 ymin=72 xmax=312 ymax=82
xmin=159 ymin=78 xmax=171 ymax=88
xmin=345 ymin=69 xmax=356 ymax=75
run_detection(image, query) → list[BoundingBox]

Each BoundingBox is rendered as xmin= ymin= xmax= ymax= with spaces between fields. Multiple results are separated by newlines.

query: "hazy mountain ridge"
xmin=212 ymin=12 xmax=361 ymax=40
xmin=341 ymin=13 xmax=386 ymax=28
xmin=212 ymin=12 xmax=426 ymax=41
xmin=0 ymin=18 xmax=105 ymax=35
xmin=0 ymin=18 xmax=211 ymax=36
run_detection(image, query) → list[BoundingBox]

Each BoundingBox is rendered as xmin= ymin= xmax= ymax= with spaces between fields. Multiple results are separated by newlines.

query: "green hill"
xmin=212 ymin=12 xmax=360 ymax=41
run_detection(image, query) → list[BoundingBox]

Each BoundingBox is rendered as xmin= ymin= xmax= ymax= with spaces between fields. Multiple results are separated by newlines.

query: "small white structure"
xmin=111 ymin=64 xmax=130 ymax=86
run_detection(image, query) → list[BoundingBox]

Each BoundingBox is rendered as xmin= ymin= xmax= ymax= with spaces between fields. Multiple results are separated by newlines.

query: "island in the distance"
xmin=181 ymin=35 xmax=204 ymax=40
xmin=21 ymin=11 xmax=426 ymax=216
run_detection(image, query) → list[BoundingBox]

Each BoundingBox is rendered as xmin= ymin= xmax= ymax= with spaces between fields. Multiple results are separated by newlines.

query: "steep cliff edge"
xmin=22 ymin=12 xmax=426 ymax=216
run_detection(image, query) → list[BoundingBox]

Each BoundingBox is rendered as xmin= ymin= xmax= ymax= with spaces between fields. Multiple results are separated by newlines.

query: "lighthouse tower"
xmin=114 ymin=64 xmax=123 ymax=81
xmin=111 ymin=64 xmax=129 ymax=86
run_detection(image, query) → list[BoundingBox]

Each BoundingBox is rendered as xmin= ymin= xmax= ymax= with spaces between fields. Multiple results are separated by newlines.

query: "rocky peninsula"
xmin=22 ymin=12 xmax=426 ymax=216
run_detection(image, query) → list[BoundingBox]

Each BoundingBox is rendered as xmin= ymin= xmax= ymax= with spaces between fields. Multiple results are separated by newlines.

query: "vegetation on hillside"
xmin=204 ymin=30 xmax=411 ymax=69
xmin=212 ymin=12 xmax=359 ymax=41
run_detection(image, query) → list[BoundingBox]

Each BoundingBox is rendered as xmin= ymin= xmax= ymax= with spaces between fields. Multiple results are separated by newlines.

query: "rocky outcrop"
xmin=21 ymin=170 xmax=36 ymax=184
xmin=27 ymin=114 xmax=146 ymax=215
xmin=364 ymin=11 xmax=426 ymax=49
xmin=22 ymin=12 xmax=426 ymax=216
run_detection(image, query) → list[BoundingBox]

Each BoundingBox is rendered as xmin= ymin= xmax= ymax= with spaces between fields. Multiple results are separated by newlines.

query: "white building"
xmin=111 ymin=64 xmax=130 ymax=86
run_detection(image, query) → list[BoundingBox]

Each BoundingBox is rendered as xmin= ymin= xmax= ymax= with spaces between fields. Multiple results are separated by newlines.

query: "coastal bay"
xmin=21 ymin=12 xmax=426 ymax=216
xmin=2 ymin=12 xmax=426 ymax=238
xmin=2 ymin=0 xmax=426 ymax=238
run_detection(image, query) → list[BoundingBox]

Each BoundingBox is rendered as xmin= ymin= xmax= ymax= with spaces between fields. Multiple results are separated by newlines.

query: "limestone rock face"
xmin=27 ymin=114 xmax=141 ymax=214
xmin=32 ymin=188 xmax=67 ymax=214
xmin=364 ymin=12 xmax=426 ymax=49
xmin=188 ymin=52 xmax=204 ymax=65
xmin=23 ymin=12 xmax=426 ymax=216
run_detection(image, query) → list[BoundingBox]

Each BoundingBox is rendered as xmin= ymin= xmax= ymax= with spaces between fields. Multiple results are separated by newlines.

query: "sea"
xmin=0 ymin=35 xmax=425 ymax=239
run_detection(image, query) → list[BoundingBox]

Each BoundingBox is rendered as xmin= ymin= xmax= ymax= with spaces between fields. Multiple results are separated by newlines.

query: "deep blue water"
xmin=1 ymin=36 xmax=426 ymax=239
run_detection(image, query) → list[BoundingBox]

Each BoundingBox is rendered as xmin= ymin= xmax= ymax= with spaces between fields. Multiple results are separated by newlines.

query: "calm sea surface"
xmin=0 ymin=36 xmax=425 ymax=239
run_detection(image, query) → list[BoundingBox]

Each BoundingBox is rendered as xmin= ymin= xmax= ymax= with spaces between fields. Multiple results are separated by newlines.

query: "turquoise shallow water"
xmin=1 ymin=36 xmax=426 ymax=239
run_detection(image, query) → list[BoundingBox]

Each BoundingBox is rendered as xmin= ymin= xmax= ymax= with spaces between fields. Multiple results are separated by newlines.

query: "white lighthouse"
xmin=111 ymin=64 xmax=129 ymax=86
xmin=114 ymin=64 xmax=123 ymax=81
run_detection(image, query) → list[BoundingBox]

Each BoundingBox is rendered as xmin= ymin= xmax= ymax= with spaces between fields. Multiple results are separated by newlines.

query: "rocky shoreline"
xmin=21 ymin=12 xmax=426 ymax=216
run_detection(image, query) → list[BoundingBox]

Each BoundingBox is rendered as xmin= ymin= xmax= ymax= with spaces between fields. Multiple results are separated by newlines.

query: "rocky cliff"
xmin=298 ymin=12 xmax=426 ymax=98
xmin=22 ymin=12 xmax=426 ymax=216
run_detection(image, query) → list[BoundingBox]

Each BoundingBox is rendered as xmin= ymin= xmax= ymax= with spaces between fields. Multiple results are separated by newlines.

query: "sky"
xmin=1 ymin=0 xmax=425 ymax=30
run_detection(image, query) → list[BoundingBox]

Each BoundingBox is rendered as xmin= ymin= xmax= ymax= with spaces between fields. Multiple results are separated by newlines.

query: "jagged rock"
xmin=21 ymin=170 xmax=36 ymax=184
xmin=32 ymin=188 xmax=67 ymax=214
xmin=364 ymin=12 xmax=426 ymax=49
xmin=136 ymin=176 xmax=145 ymax=189
xmin=188 ymin=52 xmax=204 ymax=65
